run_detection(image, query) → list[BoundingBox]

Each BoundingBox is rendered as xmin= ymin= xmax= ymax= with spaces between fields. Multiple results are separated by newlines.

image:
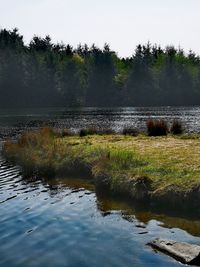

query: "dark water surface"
xmin=0 ymin=152 xmax=200 ymax=267
xmin=0 ymin=107 xmax=200 ymax=266
xmin=0 ymin=106 xmax=200 ymax=138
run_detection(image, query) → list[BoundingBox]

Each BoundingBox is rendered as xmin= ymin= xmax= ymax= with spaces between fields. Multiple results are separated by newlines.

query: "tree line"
xmin=0 ymin=28 xmax=200 ymax=108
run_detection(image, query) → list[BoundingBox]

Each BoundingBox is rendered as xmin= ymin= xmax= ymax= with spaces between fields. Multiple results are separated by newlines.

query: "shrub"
xmin=39 ymin=127 xmax=55 ymax=137
xmin=79 ymin=127 xmax=99 ymax=137
xmin=16 ymin=127 xmax=55 ymax=148
xmin=122 ymin=127 xmax=138 ymax=136
xmin=147 ymin=119 xmax=168 ymax=136
xmin=170 ymin=120 xmax=183 ymax=135
xmin=61 ymin=129 xmax=73 ymax=137
xmin=79 ymin=127 xmax=115 ymax=137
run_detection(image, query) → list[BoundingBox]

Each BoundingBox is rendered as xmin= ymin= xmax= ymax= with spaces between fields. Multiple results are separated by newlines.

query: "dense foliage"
xmin=0 ymin=28 xmax=200 ymax=107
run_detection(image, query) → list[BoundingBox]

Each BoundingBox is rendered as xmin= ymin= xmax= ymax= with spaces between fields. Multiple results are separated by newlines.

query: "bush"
xmin=170 ymin=120 xmax=183 ymax=135
xmin=147 ymin=119 xmax=168 ymax=136
xmin=122 ymin=127 xmax=138 ymax=136
xmin=17 ymin=128 xmax=55 ymax=147
xmin=61 ymin=129 xmax=73 ymax=137
xmin=79 ymin=127 xmax=99 ymax=137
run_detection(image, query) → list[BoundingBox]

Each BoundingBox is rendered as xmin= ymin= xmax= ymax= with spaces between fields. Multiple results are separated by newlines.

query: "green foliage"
xmin=3 ymin=131 xmax=200 ymax=206
xmin=0 ymin=28 xmax=200 ymax=107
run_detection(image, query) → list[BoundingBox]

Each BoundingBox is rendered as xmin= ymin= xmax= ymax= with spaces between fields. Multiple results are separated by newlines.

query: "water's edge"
xmin=0 ymin=107 xmax=200 ymax=267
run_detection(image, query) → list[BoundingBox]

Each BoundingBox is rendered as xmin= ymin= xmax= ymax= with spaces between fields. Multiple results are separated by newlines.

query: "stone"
xmin=148 ymin=238 xmax=200 ymax=266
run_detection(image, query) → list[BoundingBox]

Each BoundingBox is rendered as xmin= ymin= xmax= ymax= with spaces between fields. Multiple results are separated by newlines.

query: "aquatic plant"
xmin=79 ymin=127 xmax=99 ymax=137
xmin=147 ymin=119 xmax=168 ymax=136
xmin=170 ymin=120 xmax=183 ymax=135
xmin=122 ymin=127 xmax=138 ymax=136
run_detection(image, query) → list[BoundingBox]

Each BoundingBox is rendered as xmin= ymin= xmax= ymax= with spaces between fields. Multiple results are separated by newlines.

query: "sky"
xmin=0 ymin=0 xmax=200 ymax=57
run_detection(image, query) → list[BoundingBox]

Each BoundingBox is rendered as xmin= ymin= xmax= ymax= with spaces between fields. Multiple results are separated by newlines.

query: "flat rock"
xmin=148 ymin=238 xmax=200 ymax=265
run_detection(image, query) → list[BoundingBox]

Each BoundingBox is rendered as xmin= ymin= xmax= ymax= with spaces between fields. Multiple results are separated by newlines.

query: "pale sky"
xmin=0 ymin=0 xmax=199 ymax=57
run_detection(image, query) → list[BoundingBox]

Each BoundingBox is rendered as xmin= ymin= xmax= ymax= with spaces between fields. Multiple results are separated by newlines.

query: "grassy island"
xmin=3 ymin=128 xmax=200 ymax=210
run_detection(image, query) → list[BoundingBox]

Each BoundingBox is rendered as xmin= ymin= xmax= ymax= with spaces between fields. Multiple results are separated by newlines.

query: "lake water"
xmin=0 ymin=106 xmax=200 ymax=138
xmin=0 ymin=107 xmax=200 ymax=267
xmin=0 ymin=154 xmax=200 ymax=267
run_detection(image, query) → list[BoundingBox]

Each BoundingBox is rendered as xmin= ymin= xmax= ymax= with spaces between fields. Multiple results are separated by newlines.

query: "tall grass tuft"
xmin=17 ymin=128 xmax=55 ymax=148
xmin=79 ymin=127 xmax=99 ymax=137
xmin=3 ymin=128 xmax=58 ymax=175
xmin=170 ymin=120 xmax=183 ymax=135
xmin=122 ymin=127 xmax=138 ymax=136
xmin=147 ymin=119 xmax=168 ymax=136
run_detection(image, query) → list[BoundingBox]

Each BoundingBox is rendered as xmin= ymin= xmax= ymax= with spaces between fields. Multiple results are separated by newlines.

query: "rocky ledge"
xmin=148 ymin=238 xmax=200 ymax=265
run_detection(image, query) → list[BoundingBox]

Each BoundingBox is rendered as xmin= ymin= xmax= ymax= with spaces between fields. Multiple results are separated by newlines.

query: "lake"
xmin=0 ymin=107 xmax=200 ymax=267
xmin=0 ymin=106 xmax=200 ymax=139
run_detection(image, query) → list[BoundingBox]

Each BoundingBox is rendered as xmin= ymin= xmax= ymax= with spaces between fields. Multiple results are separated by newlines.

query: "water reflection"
xmin=96 ymin=193 xmax=200 ymax=237
xmin=3 ymin=164 xmax=200 ymax=237
xmin=0 ymin=156 xmax=200 ymax=267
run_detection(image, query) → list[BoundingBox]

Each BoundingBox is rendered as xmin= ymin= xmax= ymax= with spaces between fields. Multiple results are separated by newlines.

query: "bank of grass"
xmin=3 ymin=128 xmax=200 ymax=209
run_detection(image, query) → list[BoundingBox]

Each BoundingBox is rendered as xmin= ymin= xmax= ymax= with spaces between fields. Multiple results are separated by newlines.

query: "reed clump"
xmin=3 ymin=128 xmax=58 ymax=176
xmin=79 ymin=127 xmax=114 ymax=137
xmin=147 ymin=119 xmax=168 ymax=136
xmin=122 ymin=127 xmax=138 ymax=136
xmin=79 ymin=127 xmax=99 ymax=137
xmin=170 ymin=120 xmax=183 ymax=135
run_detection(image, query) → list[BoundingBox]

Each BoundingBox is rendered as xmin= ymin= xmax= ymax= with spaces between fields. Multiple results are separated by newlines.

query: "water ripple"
xmin=0 ymin=150 xmax=199 ymax=267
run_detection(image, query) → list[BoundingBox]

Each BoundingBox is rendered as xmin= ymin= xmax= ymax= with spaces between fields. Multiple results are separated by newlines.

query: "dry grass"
xmin=3 ymin=130 xmax=200 ymax=199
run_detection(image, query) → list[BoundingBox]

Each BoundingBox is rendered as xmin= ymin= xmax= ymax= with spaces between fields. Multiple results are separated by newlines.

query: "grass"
xmin=3 ymin=129 xmax=200 ymax=208
xmin=79 ymin=127 xmax=115 ymax=137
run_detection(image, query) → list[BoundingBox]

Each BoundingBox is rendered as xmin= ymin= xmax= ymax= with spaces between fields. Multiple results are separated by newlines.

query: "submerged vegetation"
xmin=0 ymin=28 xmax=200 ymax=108
xmin=3 ymin=127 xmax=200 ymax=210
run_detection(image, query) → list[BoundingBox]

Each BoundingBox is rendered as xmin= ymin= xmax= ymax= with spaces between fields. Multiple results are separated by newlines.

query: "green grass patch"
xmin=3 ymin=129 xmax=200 ymax=206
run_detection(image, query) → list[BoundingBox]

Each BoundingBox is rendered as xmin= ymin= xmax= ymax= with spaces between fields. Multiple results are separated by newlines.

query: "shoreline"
xmin=2 ymin=129 xmax=200 ymax=213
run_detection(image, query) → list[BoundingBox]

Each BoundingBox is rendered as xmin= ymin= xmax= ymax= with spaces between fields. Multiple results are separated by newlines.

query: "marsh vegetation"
xmin=3 ymin=123 xmax=200 ymax=210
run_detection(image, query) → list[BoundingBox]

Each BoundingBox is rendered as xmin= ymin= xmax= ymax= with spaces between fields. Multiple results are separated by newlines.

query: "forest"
xmin=0 ymin=28 xmax=200 ymax=108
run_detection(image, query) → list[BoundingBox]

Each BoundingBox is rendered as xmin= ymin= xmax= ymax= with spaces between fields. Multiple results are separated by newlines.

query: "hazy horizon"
xmin=0 ymin=0 xmax=200 ymax=57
